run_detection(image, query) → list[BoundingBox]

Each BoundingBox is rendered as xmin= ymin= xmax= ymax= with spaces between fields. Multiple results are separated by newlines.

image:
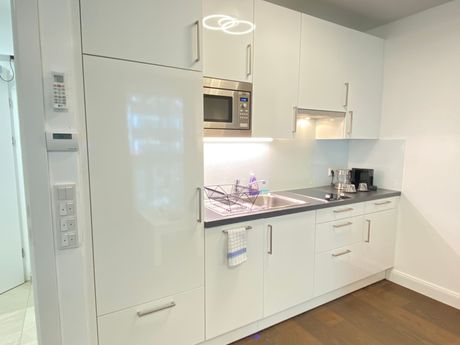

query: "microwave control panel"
xmin=238 ymin=92 xmax=251 ymax=128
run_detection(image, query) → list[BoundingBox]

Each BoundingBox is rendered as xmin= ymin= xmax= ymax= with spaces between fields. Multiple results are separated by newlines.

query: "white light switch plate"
xmin=54 ymin=183 xmax=79 ymax=250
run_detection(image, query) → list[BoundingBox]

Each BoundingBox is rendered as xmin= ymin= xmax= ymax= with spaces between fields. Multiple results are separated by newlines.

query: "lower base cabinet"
xmin=205 ymin=222 xmax=264 ymax=339
xmin=264 ymin=212 xmax=316 ymax=316
xmin=97 ymin=287 xmax=204 ymax=345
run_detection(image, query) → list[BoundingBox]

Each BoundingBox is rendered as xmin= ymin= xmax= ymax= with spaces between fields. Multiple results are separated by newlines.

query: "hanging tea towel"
xmin=226 ymin=227 xmax=248 ymax=267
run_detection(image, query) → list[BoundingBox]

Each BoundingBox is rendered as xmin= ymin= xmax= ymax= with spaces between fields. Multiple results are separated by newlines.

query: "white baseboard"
xmin=387 ymin=269 xmax=460 ymax=310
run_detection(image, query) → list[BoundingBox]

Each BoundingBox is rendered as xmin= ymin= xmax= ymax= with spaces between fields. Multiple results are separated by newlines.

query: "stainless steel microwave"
xmin=203 ymin=77 xmax=252 ymax=137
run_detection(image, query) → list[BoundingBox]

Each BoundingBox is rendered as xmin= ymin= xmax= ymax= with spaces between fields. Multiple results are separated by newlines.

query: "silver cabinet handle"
xmin=344 ymin=82 xmax=349 ymax=108
xmin=332 ymin=249 xmax=351 ymax=257
xmin=267 ymin=224 xmax=273 ymax=255
xmin=347 ymin=111 xmax=354 ymax=136
xmin=333 ymin=221 xmax=353 ymax=229
xmin=292 ymin=106 xmax=298 ymax=133
xmin=137 ymin=301 xmax=176 ymax=317
xmin=333 ymin=207 xmax=354 ymax=214
xmin=196 ymin=187 xmax=202 ymax=223
xmin=246 ymin=44 xmax=252 ymax=76
xmin=222 ymin=226 xmax=252 ymax=233
xmin=194 ymin=20 xmax=200 ymax=63
xmin=365 ymin=219 xmax=371 ymax=243
xmin=374 ymin=200 xmax=391 ymax=206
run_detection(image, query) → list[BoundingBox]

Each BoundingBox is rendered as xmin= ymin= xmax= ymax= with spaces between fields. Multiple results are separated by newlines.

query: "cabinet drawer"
xmin=98 ymin=287 xmax=204 ymax=345
xmin=314 ymin=242 xmax=371 ymax=296
xmin=316 ymin=203 xmax=364 ymax=223
xmin=364 ymin=197 xmax=398 ymax=214
xmin=316 ymin=216 xmax=364 ymax=253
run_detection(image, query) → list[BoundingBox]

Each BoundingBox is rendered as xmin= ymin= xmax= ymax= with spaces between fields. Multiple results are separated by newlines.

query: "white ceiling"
xmin=267 ymin=0 xmax=453 ymax=30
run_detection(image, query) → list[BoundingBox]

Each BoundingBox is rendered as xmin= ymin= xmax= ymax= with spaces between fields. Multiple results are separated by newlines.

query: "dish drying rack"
xmin=204 ymin=184 xmax=261 ymax=214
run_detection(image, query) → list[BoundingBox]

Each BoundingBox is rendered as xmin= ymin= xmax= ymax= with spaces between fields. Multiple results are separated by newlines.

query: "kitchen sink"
xmin=252 ymin=194 xmax=309 ymax=209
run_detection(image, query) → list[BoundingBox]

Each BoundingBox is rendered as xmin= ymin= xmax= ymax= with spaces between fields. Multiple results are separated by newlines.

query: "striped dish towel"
xmin=226 ymin=227 xmax=248 ymax=267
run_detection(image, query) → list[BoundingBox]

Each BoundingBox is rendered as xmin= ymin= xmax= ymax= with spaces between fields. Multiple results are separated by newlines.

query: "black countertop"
xmin=204 ymin=185 xmax=401 ymax=228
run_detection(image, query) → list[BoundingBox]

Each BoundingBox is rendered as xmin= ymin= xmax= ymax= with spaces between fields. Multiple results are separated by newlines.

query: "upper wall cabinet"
xmin=299 ymin=14 xmax=384 ymax=139
xmin=346 ymin=32 xmax=384 ymax=139
xmin=80 ymin=0 xmax=202 ymax=71
xmin=252 ymin=0 xmax=301 ymax=138
xmin=202 ymin=0 xmax=254 ymax=82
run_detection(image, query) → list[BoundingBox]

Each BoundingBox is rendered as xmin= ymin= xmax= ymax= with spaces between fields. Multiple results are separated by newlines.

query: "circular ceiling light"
xmin=203 ymin=14 xmax=255 ymax=35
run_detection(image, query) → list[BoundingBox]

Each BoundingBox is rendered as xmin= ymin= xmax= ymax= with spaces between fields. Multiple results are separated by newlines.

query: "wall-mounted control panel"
xmin=52 ymin=72 xmax=68 ymax=112
xmin=46 ymin=132 xmax=78 ymax=152
xmin=54 ymin=183 xmax=79 ymax=250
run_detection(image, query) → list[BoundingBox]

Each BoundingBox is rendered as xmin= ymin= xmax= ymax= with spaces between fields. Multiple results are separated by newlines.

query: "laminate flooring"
xmin=233 ymin=280 xmax=460 ymax=345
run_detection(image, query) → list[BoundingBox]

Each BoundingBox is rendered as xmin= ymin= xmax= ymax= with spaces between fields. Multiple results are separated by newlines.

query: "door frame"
xmin=11 ymin=0 xmax=62 ymax=344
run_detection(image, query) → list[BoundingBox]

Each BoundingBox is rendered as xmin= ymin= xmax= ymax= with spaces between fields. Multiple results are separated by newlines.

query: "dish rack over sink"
xmin=204 ymin=184 xmax=261 ymax=215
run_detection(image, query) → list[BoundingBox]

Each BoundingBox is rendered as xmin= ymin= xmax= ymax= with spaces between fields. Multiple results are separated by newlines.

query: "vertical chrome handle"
xmin=344 ymin=82 xmax=349 ymax=108
xmin=347 ymin=111 xmax=354 ymax=136
xmin=365 ymin=219 xmax=371 ymax=243
xmin=292 ymin=106 xmax=298 ymax=133
xmin=267 ymin=224 xmax=273 ymax=255
xmin=194 ymin=20 xmax=200 ymax=63
xmin=246 ymin=44 xmax=252 ymax=76
xmin=196 ymin=187 xmax=202 ymax=223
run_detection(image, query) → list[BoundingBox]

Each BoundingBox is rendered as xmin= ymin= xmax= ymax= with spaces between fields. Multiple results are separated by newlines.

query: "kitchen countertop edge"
xmin=204 ymin=187 xmax=401 ymax=228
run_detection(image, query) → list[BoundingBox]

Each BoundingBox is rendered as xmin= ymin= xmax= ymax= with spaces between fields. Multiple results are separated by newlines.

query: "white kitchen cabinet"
xmin=80 ymin=0 xmax=202 ymax=71
xmin=298 ymin=14 xmax=352 ymax=113
xmin=264 ymin=212 xmax=316 ymax=316
xmin=203 ymin=0 xmax=254 ymax=82
xmin=83 ymin=55 xmax=204 ymax=321
xmin=346 ymin=32 xmax=384 ymax=139
xmin=205 ymin=222 xmax=264 ymax=339
xmin=252 ymin=0 xmax=302 ymax=138
xmin=316 ymin=216 xmax=364 ymax=253
xmin=362 ymin=208 xmax=397 ymax=274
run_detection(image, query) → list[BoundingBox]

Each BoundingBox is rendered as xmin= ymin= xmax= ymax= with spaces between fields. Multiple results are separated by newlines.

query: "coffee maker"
xmin=350 ymin=168 xmax=376 ymax=191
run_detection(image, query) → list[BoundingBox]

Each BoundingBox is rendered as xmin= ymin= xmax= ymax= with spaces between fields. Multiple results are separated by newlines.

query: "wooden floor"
xmin=232 ymin=280 xmax=460 ymax=345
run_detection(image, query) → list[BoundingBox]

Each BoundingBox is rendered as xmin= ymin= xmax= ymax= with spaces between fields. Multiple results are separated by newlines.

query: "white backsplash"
xmin=204 ymin=120 xmax=350 ymax=192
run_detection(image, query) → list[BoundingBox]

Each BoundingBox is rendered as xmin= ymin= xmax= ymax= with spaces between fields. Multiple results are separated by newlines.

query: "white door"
xmin=363 ymin=209 xmax=397 ymax=273
xmin=80 ymin=0 xmax=202 ymax=71
xmin=346 ymin=32 xmax=384 ymax=139
xmin=0 ymin=80 xmax=24 ymax=293
xmin=264 ymin=212 xmax=316 ymax=316
xmin=205 ymin=222 xmax=264 ymax=339
xmin=298 ymin=14 xmax=352 ymax=113
xmin=83 ymin=55 xmax=204 ymax=316
xmin=252 ymin=0 xmax=301 ymax=138
xmin=203 ymin=0 xmax=254 ymax=82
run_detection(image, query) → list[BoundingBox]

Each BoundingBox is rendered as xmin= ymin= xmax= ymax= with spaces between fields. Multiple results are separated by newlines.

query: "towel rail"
xmin=222 ymin=226 xmax=252 ymax=233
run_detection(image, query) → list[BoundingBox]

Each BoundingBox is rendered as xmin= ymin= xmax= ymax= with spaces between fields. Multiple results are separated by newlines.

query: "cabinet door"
xmin=346 ymin=33 xmax=384 ymax=139
xmin=205 ymin=222 xmax=264 ymax=339
xmin=298 ymin=14 xmax=352 ymax=113
xmin=81 ymin=0 xmax=202 ymax=71
xmin=84 ymin=55 xmax=204 ymax=316
xmin=252 ymin=0 xmax=301 ymax=138
xmin=363 ymin=209 xmax=397 ymax=274
xmin=203 ymin=0 xmax=254 ymax=82
xmin=264 ymin=212 xmax=316 ymax=316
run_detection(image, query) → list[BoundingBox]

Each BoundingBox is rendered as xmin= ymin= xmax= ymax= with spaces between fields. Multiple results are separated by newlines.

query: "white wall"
xmin=204 ymin=120 xmax=349 ymax=190
xmin=372 ymin=1 xmax=460 ymax=307
xmin=0 ymin=0 xmax=14 ymax=55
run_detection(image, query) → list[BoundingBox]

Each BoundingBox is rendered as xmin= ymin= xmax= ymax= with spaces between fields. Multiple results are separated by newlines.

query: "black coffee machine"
xmin=350 ymin=168 xmax=376 ymax=191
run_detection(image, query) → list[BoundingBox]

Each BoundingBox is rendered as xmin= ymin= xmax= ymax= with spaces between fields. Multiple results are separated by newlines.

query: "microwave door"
xmin=203 ymin=89 xmax=236 ymax=129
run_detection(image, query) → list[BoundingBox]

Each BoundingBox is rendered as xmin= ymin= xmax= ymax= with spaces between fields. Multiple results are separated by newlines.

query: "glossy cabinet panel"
xmin=203 ymin=0 xmax=254 ymax=82
xmin=98 ymin=287 xmax=204 ymax=345
xmin=264 ymin=212 xmax=316 ymax=316
xmin=83 ymin=55 xmax=204 ymax=315
xmin=252 ymin=0 xmax=301 ymax=138
xmin=316 ymin=202 xmax=365 ymax=223
xmin=205 ymin=222 xmax=264 ymax=339
xmin=316 ymin=216 xmax=364 ymax=253
xmin=81 ymin=0 xmax=202 ymax=71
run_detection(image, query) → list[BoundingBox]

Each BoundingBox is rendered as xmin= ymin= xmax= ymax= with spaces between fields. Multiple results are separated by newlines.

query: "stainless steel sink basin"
xmin=252 ymin=194 xmax=309 ymax=209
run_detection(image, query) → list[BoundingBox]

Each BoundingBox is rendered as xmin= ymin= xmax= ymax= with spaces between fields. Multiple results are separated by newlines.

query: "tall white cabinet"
xmin=83 ymin=56 xmax=204 ymax=345
xmin=202 ymin=0 xmax=254 ymax=82
xmin=252 ymin=0 xmax=302 ymax=138
xmin=80 ymin=0 xmax=202 ymax=71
